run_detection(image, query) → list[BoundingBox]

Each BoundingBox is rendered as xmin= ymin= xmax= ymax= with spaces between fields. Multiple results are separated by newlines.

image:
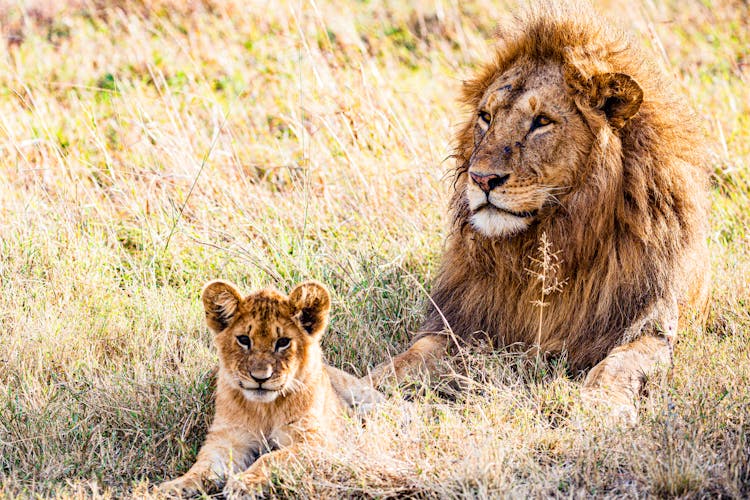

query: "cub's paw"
xmin=158 ymin=477 xmax=202 ymax=498
xmin=223 ymin=472 xmax=268 ymax=499
xmin=159 ymin=474 xmax=222 ymax=498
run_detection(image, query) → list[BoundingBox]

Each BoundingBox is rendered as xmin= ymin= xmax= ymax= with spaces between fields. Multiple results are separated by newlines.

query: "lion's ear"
xmin=588 ymin=73 xmax=643 ymax=129
xmin=202 ymin=280 xmax=243 ymax=333
xmin=289 ymin=281 xmax=331 ymax=338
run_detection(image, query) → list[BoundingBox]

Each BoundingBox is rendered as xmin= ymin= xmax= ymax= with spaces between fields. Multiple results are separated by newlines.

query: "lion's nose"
xmin=250 ymin=366 xmax=273 ymax=384
xmin=470 ymin=172 xmax=510 ymax=193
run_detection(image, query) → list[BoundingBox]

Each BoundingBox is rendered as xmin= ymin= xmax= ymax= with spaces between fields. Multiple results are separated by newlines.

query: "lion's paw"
xmin=579 ymin=388 xmax=638 ymax=426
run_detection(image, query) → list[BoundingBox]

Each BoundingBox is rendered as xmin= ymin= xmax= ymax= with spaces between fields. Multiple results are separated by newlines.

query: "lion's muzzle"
xmin=469 ymin=171 xmax=510 ymax=193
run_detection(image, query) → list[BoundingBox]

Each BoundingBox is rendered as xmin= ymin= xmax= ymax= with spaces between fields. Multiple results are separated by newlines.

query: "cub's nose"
xmin=250 ymin=366 xmax=273 ymax=384
xmin=469 ymin=172 xmax=510 ymax=193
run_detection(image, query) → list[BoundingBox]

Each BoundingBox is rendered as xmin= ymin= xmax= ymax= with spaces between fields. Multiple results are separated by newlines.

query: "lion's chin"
xmin=237 ymin=379 xmax=284 ymax=403
xmin=240 ymin=387 xmax=281 ymax=403
xmin=470 ymin=206 xmax=532 ymax=237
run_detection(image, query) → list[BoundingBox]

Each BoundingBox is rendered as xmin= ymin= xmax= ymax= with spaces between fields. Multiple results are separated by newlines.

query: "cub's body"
xmin=162 ymin=281 xmax=381 ymax=495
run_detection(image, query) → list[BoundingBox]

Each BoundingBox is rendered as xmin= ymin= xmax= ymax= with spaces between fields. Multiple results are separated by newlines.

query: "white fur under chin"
xmin=470 ymin=208 xmax=530 ymax=237
xmin=241 ymin=388 xmax=280 ymax=403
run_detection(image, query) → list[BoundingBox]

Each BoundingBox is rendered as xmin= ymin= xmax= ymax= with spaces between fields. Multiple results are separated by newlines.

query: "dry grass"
xmin=0 ymin=0 xmax=748 ymax=497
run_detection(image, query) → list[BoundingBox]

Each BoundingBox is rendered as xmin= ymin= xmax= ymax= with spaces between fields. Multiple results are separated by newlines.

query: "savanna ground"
xmin=0 ymin=0 xmax=748 ymax=497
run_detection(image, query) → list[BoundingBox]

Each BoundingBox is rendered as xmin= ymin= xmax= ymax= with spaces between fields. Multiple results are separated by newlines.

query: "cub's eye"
xmin=275 ymin=337 xmax=291 ymax=352
xmin=531 ymin=115 xmax=552 ymax=130
xmin=236 ymin=335 xmax=251 ymax=349
xmin=478 ymin=110 xmax=492 ymax=125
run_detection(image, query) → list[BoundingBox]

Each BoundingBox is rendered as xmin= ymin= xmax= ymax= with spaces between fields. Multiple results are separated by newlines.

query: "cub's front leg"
xmin=223 ymin=445 xmax=302 ymax=498
xmin=160 ymin=425 xmax=257 ymax=496
xmin=224 ymin=426 xmax=323 ymax=497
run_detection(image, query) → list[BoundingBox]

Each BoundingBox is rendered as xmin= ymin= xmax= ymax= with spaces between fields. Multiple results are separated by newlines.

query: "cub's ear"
xmin=288 ymin=281 xmax=331 ymax=338
xmin=588 ymin=73 xmax=643 ymax=129
xmin=201 ymin=280 xmax=243 ymax=333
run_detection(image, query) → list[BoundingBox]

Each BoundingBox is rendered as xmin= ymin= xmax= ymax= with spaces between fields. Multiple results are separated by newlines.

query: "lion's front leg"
xmin=581 ymin=334 xmax=673 ymax=423
xmin=364 ymin=333 xmax=449 ymax=388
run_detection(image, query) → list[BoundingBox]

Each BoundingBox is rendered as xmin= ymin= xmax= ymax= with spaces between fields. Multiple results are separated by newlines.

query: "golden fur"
xmin=161 ymin=280 xmax=383 ymax=496
xmin=368 ymin=1 xmax=709 ymax=420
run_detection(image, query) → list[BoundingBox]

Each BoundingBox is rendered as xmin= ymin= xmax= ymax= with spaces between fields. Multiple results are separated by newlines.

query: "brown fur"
xmin=368 ymin=1 xmax=709 ymax=420
xmin=161 ymin=280 xmax=383 ymax=496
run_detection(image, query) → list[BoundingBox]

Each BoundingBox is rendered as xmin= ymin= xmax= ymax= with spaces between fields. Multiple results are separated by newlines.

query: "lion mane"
xmin=421 ymin=2 xmax=710 ymax=372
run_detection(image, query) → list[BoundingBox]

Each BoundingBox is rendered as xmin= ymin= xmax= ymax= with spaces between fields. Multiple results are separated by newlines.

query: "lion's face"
xmin=201 ymin=281 xmax=331 ymax=404
xmin=215 ymin=296 xmax=310 ymax=403
xmin=466 ymin=61 xmax=595 ymax=237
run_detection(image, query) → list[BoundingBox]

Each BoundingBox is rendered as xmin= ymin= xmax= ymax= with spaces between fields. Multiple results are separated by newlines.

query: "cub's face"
xmin=467 ymin=61 xmax=595 ymax=237
xmin=201 ymin=280 xmax=331 ymax=403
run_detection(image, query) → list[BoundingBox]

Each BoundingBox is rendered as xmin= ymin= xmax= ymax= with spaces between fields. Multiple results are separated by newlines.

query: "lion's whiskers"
xmin=280 ymin=377 xmax=307 ymax=398
xmin=539 ymin=185 xmax=569 ymax=208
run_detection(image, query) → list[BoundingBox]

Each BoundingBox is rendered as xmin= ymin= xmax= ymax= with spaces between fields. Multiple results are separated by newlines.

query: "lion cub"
xmin=161 ymin=280 xmax=383 ymax=496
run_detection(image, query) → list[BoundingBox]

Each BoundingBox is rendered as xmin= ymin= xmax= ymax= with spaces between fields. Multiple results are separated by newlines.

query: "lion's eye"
xmin=478 ymin=110 xmax=492 ymax=125
xmin=531 ymin=115 xmax=552 ymax=130
xmin=275 ymin=337 xmax=291 ymax=352
xmin=236 ymin=335 xmax=252 ymax=349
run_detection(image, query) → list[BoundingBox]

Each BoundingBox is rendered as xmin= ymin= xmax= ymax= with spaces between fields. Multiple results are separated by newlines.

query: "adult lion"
xmin=368 ymin=2 xmax=709 ymax=420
